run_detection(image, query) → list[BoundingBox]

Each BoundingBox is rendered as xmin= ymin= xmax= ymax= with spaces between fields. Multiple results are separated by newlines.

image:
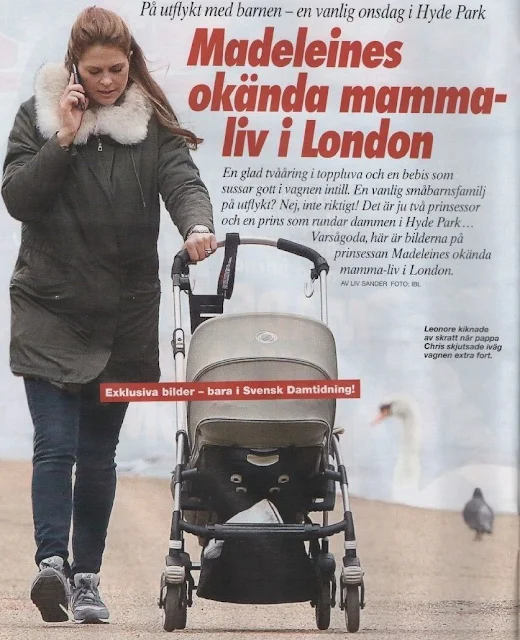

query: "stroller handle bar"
xmin=171 ymin=235 xmax=330 ymax=278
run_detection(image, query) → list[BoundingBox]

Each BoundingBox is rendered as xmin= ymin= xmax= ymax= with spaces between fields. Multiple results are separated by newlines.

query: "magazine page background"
xmin=0 ymin=0 xmax=518 ymax=517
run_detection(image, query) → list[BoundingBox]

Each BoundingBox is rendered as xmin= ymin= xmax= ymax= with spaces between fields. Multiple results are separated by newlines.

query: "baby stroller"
xmin=157 ymin=234 xmax=365 ymax=632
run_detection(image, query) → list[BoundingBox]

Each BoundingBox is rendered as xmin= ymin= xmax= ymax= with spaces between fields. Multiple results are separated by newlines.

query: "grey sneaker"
xmin=30 ymin=556 xmax=70 ymax=622
xmin=70 ymin=573 xmax=109 ymax=624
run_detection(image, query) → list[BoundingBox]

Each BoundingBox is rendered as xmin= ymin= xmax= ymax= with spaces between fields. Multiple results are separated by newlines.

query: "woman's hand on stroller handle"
xmin=182 ymin=228 xmax=217 ymax=263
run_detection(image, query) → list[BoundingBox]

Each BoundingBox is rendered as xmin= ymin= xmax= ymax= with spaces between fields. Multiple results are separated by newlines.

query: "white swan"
xmin=373 ymin=395 xmax=421 ymax=503
xmin=373 ymin=397 xmax=518 ymax=514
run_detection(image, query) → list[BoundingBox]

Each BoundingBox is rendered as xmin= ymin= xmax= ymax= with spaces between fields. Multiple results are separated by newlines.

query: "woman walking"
xmin=2 ymin=6 xmax=216 ymax=624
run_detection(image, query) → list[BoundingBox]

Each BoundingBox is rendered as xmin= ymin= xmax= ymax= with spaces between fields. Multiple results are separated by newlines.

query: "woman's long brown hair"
xmin=64 ymin=6 xmax=201 ymax=148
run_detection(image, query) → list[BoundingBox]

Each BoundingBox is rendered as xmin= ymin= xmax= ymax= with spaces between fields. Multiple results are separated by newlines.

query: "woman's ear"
xmin=129 ymin=50 xmax=133 ymax=59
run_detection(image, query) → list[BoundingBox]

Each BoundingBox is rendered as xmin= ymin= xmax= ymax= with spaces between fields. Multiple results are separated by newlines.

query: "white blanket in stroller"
xmin=203 ymin=499 xmax=283 ymax=559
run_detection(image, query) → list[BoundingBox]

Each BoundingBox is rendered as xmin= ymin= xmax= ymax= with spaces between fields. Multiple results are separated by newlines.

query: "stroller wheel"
xmin=315 ymin=581 xmax=331 ymax=631
xmin=163 ymin=584 xmax=187 ymax=632
xmin=344 ymin=585 xmax=360 ymax=633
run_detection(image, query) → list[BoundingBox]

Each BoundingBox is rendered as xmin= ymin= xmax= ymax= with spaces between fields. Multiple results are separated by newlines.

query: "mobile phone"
xmin=72 ymin=64 xmax=86 ymax=110
xmin=72 ymin=63 xmax=81 ymax=85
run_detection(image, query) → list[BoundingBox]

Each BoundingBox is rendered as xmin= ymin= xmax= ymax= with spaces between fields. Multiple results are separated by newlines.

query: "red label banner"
xmin=100 ymin=379 xmax=361 ymax=402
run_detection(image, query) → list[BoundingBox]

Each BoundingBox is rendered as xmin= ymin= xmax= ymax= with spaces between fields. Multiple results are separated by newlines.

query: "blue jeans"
xmin=24 ymin=378 xmax=129 ymax=577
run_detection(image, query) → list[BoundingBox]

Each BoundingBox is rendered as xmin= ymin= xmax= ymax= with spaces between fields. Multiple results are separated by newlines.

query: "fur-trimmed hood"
xmin=34 ymin=62 xmax=153 ymax=145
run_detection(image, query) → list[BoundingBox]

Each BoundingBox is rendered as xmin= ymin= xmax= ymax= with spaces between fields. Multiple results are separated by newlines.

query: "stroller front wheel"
xmin=163 ymin=584 xmax=188 ymax=632
xmin=344 ymin=585 xmax=360 ymax=633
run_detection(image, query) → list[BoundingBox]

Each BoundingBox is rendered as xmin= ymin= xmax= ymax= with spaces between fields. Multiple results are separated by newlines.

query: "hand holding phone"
xmin=57 ymin=63 xmax=88 ymax=146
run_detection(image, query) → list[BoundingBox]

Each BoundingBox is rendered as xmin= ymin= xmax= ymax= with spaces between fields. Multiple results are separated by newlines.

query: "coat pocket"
xmin=10 ymin=272 xmax=77 ymax=314
xmin=124 ymin=278 xmax=161 ymax=301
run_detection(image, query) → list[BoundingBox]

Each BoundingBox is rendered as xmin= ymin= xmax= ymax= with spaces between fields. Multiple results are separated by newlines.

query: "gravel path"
xmin=0 ymin=461 xmax=517 ymax=639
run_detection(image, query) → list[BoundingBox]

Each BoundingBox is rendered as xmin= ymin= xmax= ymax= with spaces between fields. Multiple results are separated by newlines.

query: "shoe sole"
xmin=74 ymin=612 xmax=109 ymax=624
xmin=30 ymin=571 xmax=69 ymax=623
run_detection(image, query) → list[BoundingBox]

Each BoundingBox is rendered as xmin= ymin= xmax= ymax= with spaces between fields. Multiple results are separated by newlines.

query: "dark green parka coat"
xmin=1 ymin=63 xmax=214 ymax=387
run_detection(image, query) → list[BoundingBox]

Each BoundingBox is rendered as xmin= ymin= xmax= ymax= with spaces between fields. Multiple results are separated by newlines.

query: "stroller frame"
xmin=158 ymin=235 xmax=365 ymax=632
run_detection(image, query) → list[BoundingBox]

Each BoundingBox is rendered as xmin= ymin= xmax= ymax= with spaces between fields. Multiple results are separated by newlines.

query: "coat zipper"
xmin=130 ymin=149 xmax=147 ymax=209
xmin=92 ymin=139 xmax=146 ymax=210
